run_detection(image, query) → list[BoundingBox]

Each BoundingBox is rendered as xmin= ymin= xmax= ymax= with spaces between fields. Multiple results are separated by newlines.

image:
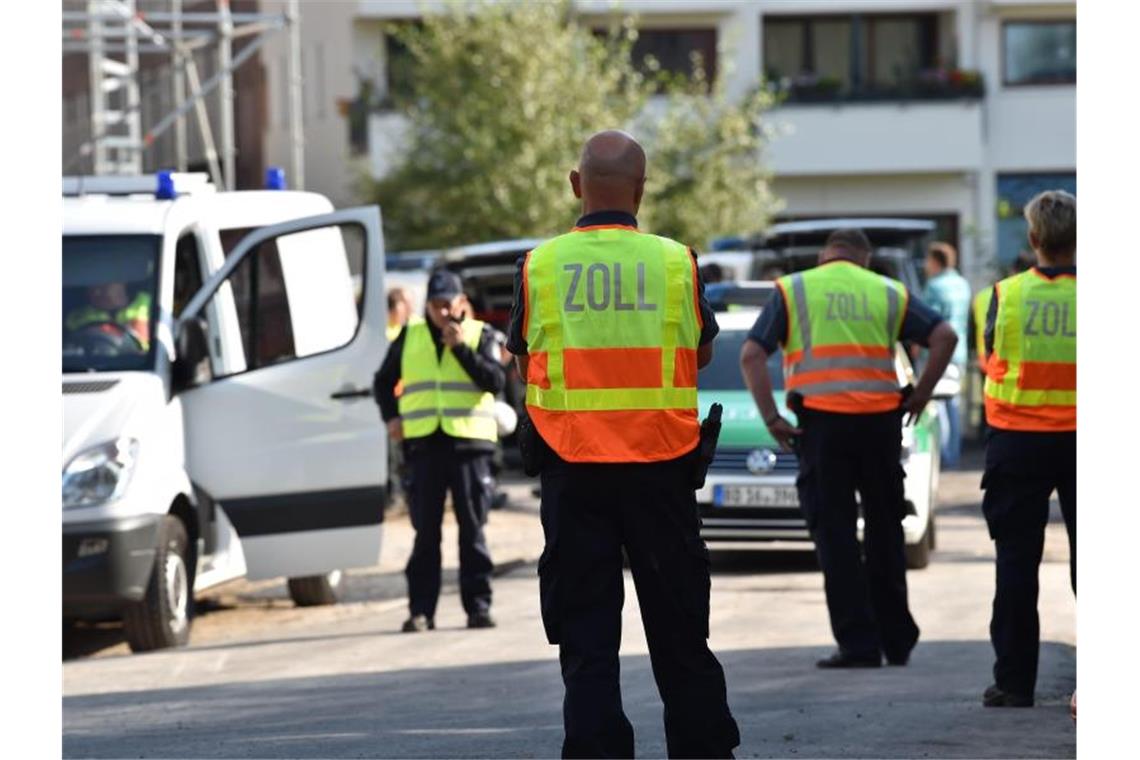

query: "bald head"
xmin=570 ymin=130 xmax=647 ymax=217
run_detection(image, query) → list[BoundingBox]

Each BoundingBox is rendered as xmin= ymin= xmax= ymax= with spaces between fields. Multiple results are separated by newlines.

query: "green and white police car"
xmin=696 ymin=284 xmax=946 ymax=569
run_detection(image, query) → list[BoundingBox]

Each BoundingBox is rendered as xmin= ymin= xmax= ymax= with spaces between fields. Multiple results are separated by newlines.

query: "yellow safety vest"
xmin=398 ymin=318 xmax=498 ymax=441
xmin=778 ymin=261 xmax=905 ymax=414
xmin=65 ymin=291 xmax=152 ymax=348
xmin=984 ymin=270 xmax=1076 ymax=432
xmin=386 ymin=322 xmax=404 ymax=343
xmin=524 ymin=224 xmax=702 ymax=462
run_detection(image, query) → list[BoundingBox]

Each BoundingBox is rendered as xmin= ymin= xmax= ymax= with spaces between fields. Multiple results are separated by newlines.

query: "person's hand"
xmin=766 ymin=415 xmax=803 ymax=452
xmin=902 ymin=387 xmax=932 ymax=426
xmin=441 ymin=320 xmax=464 ymax=348
xmin=386 ymin=418 xmax=404 ymax=442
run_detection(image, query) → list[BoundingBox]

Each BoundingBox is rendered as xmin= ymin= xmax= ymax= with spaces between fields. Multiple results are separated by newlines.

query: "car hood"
xmin=62 ymin=372 xmax=164 ymax=466
xmin=698 ymin=390 xmax=793 ymax=449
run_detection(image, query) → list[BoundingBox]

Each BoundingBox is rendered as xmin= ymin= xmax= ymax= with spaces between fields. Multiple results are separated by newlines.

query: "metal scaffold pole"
xmin=64 ymin=0 xmax=297 ymax=186
xmin=287 ymin=0 xmax=305 ymax=190
xmin=217 ymin=0 xmax=235 ymax=190
xmin=171 ymin=0 xmax=187 ymax=171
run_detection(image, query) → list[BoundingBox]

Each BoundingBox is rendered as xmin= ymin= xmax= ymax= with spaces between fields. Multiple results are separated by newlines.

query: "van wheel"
xmin=123 ymin=517 xmax=192 ymax=652
xmin=288 ymin=570 xmax=344 ymax=607
xmin=905 ymin=513 xmax=935 ymax=570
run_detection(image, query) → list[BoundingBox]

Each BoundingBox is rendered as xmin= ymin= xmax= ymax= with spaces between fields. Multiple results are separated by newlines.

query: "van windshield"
xmin=63 ymin=235 xmax=160 ymax=374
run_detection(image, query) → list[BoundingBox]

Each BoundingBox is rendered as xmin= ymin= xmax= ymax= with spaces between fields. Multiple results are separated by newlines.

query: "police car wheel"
xmin=123 ymin=516 xmax=193 ymax=652
xmin=287 ymin=570 xmax=344 ymax=607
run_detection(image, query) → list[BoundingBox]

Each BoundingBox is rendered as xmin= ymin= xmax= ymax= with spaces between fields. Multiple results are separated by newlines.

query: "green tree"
xmin=637 ymin=64 xmax=782 ymax=248
xmin=367 ymin=0 xmax=780 ymax=252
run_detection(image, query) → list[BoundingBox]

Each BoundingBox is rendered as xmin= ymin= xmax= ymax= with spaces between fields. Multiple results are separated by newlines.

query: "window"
xmin=385 ymin=25 xmax=419 ymax=104
xmin=1003 ymin=20 xmax=1076 ymax=85
xmin=173 ymin=233 xmax=205 ymax=318
xmin=208 ymin=224 xmax=365 ymax=376
xmin=996 ymin=173 xmax=1076 ymax=265
xmin=764 ymin=13 xmax=939 ymax=97
xmin=631 ymin=28 xmax=718 ymax=89
xmin=701 ymin=334 xmax=784 ymax=391
xmin=62 ymin=235 xmax=160 ymax=373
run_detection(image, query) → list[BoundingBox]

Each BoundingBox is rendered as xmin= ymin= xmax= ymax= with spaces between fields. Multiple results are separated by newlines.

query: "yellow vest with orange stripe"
xmin=778 ymin=261 xmax=905 ymax=414
xmin=523 ymin=224 xmax=702 ymax=462
xmin=984 ymin=270 xmax=1076 ymax=432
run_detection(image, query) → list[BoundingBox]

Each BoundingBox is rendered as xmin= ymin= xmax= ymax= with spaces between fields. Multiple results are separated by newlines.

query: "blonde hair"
xmin=1024 ymin=190 xmax=1076 ymax=256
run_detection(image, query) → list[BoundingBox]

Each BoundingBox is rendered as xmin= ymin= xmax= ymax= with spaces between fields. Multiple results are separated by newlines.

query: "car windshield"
xmin=62 ymin=235 xmax=160 ymax=374
xmin=699 ymin=329 xmax=784 ymax=391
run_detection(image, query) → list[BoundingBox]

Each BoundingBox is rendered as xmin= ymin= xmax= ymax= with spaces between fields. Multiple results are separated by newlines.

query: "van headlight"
xmin=62 ymin=438 xmax=139 ymax=509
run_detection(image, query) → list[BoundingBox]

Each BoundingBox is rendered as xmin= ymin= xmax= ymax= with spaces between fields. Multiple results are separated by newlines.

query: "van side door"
xmin=176 ymin=207 xmax=388 ymax=580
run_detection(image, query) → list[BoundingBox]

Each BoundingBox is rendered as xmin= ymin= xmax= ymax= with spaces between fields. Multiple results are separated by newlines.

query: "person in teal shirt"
xmin=921 ymin=242 xmax=972 ymax=468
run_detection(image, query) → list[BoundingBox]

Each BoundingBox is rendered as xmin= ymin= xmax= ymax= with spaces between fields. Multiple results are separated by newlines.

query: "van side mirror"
xmin=173 ymin=317 xmax=212 ymax=392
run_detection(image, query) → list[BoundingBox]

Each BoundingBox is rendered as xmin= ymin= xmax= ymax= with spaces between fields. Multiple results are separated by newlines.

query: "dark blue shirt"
xmin=746 ymin=260 xmax=945 ymax=353
xmin=983 ymin=266 xmax=1076 ymax=357
xmin=506 ymin=211 xmax=719 ymax=354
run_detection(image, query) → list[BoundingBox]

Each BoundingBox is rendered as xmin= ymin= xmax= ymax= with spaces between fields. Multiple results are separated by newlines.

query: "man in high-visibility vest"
xmin=740 ymin=228 xmax=958 ymax=669
xmin=980 ymin=190 xmax=1076 ymax=708
xmin=507 ymin=130 xmax=739 ymax=758
xmin=373 ymin=270 xmax=505 ymax=632
xmin=65 ymin=281 xmax=152 ymax=350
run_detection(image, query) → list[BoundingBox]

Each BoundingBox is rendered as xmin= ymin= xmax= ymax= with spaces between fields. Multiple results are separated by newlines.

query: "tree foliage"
xmin=367 ymin=0 xmax=779 ymax=251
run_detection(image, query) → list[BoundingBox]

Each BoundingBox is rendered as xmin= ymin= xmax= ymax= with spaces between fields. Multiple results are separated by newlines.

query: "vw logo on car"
xmin=746 ymin=448 xmax=778 ymax=474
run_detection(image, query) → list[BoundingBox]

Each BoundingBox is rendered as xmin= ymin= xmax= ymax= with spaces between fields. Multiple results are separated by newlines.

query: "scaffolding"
xmin=62 ymin=0 xmax=304 ymax=190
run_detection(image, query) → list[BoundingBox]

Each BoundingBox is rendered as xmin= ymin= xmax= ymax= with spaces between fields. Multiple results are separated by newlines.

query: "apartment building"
xmin=63 ymin=1 xmax=1075 ymax=285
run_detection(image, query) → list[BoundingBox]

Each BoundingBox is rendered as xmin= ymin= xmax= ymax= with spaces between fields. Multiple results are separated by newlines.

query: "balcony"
xmin=766 ymin=87 xmax=984 ymax=177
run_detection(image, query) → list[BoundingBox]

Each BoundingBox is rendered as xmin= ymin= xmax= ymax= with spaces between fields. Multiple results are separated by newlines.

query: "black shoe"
xmin=467 ymin=612 xmax=496 ymax=629
xmin=816 ymin=651 xmax=881 ymax=669
xmin=490 ymin=491 xmax=509 ymax=510
xmin=401 ymin=615 xmax=435 ymax=633
xmin=885 ymin=653 xmax=910 ymax=666
xmin=983 ymin=684 xmax=1034 ymax=707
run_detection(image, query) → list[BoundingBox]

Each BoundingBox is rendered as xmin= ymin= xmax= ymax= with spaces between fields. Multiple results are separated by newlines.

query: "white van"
xmin=62 ymin=173 xmax=388 ymax=651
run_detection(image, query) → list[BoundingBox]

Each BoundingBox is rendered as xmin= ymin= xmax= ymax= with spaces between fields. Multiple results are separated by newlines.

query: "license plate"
xmin=714 ymin=485 xmax=800 ymax=508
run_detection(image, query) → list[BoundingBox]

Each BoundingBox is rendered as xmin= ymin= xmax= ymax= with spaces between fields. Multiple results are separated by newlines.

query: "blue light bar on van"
xmin=155 ymin=170 xmax=177 ymax=200
xmin=265 ymin=167 xmax=287 ymax=190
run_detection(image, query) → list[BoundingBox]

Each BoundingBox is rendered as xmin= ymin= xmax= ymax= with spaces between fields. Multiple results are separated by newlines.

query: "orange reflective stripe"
xmin=1018 ymin=361 xmax=1076 ymax=391
xmin=564 ymin=347 xmax=663 ymax=390
xmin=985 ymin=396 xmax=1075 ymax=432
xmin=528 ymin=351 xmax=551 ymax=389
xmin=803 ymin=392 xmax=902 ymax=414
xmin=673 ymin=347 xmax=697 ymax=388
xmin=786 ymin=367 xmax=897 ymax=389
xmin=528 ymin=406 xmax=699 ymax=462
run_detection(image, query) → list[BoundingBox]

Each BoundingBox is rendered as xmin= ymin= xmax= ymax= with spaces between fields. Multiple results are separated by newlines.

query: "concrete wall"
xmin=260 ymin=0 xmax=364 ymax=206
xmin=767 ymin=101 xmax=984 ymax=176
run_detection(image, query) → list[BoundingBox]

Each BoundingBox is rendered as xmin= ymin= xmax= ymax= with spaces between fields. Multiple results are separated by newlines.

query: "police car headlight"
xmin=62 ymin=438 xmax=139 ymax=509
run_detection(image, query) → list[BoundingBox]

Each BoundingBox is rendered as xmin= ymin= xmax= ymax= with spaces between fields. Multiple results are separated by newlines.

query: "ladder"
xmin=63 ymin=0 xmax=305 ymax=190
xmin=86 ymin=0 xmax=144 ymax=175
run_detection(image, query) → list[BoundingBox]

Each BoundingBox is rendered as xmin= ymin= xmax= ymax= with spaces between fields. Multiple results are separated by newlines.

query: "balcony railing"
xmin=769 ymin=69 xmax=985 ymax=105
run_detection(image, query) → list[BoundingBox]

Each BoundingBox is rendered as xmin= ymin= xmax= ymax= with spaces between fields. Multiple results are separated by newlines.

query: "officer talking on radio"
xmin=740 ymin=228 xmax=958 ymax=668
xmin=373 ymin=270 xmax=505 ymax=632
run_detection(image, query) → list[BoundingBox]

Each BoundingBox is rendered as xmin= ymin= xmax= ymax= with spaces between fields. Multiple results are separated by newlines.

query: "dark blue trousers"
xmin=983 ymin=429 xmax=1076 ymax=698
xmin=794 ymin=407 xmax=920 ymax=661
xmin=405 ymin=441 xmax=494 ymax=619
xmin=538 ymin=453 xmax=739 ymax=759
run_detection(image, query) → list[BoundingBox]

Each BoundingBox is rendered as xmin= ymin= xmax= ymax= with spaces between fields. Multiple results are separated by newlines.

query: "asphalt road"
xmin=63 ymin=453 xmax=1076 ymax=758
